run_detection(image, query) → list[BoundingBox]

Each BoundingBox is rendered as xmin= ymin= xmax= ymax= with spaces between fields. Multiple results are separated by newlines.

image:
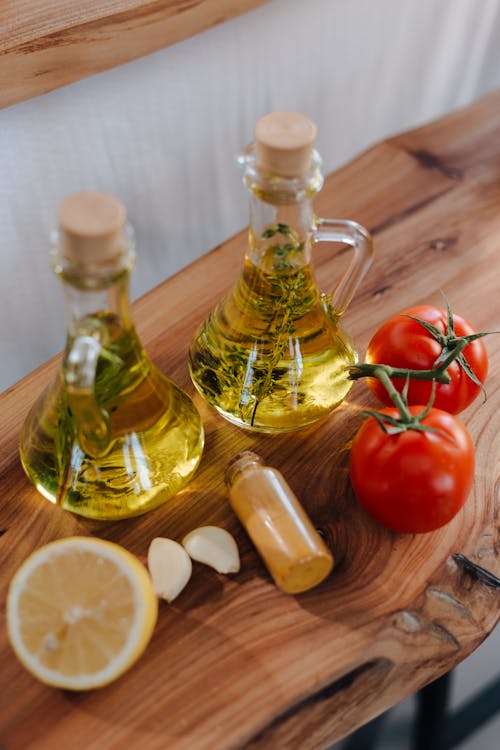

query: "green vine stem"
xmin=348 ymin=337 xmax=468 ymax=385
xmin=371 ymin=367 xmax=412 ymax=421
xmin=347 ymin=338 xmax=470 ymax=437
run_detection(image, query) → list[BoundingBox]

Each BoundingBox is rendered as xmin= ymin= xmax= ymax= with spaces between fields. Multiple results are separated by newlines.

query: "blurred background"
xmin=2 ymin=0 xmax=500 ymax=392
xmin=1 ymin=2 xmax=500 ymax=744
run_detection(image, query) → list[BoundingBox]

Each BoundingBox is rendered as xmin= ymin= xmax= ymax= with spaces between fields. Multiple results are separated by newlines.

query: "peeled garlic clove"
xmin=147 ymin=537 xmax=192 ymax=602
xmin=182 ymin=526 xmax=240 ymax=574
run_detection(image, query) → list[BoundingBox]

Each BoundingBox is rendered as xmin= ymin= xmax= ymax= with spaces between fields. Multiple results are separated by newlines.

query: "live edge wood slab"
xmin=1 ymin=92 xmax=500 ymax=750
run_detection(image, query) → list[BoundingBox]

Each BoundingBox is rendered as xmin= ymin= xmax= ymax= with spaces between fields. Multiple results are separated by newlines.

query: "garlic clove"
xmin=147 ymin=537 xmax=192 ymax=602
xmin=182 ymin=526 xmax=240 ymax=574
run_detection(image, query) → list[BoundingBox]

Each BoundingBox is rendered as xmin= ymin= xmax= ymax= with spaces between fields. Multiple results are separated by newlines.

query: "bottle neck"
xmin=51 ymin=226 xmax=135 ymax=339
xmin=239 ymin=145 xmax=324 ymax=272
xmin=248 ymin=192 xmax=315 ymax=271
xmin=60 ymin=273 xmax=132 ymax=338
xmin=225 ymin=451 xmax=264 ymax=488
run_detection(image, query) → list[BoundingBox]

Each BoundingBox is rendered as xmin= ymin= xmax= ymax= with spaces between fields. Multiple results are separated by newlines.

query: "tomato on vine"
xmin=364 ymin=302 xmax=490 ymax=414
xmin=349 ymin=403 xmax=475 ymax=534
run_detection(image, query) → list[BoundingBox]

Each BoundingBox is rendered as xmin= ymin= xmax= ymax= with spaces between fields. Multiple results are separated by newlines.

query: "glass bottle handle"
xmin=313 ymin=218 xmax=374 ymax=316
xmin=63 ymin=334 xmax=111 ymax=458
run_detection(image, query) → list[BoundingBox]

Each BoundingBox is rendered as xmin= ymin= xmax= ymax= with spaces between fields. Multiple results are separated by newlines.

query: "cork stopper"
xmin=58 ymin=192 xmax=126 ymax=263
xmin=254 ymin=112 xmax=317 ymax=178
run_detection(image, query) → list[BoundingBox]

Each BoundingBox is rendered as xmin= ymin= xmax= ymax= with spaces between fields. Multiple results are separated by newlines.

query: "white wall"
xmin=1 ymin=0 xmax=500 ymax=391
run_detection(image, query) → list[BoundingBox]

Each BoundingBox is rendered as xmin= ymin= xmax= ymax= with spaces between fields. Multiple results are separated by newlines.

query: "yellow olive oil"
xmin=189 ymin=112 xmax=373 ymax=432
xmin=21 ymin=313 xmax=204 ymax=519
xmin=189 ymin=252 xmax=356 ymax=432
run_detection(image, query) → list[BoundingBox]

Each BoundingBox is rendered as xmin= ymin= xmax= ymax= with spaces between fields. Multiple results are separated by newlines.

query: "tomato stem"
xmin=349 ymin=339 xmax=470 ymax=433
xmin=349 ymin=338 xmax=468 ymax=385
xmin=372 ymin=367 xmax=413 ymax=421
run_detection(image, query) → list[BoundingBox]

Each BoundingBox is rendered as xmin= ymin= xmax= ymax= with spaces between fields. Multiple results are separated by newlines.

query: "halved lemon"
xmin=7 ymin=536 xmax=158 ymax=690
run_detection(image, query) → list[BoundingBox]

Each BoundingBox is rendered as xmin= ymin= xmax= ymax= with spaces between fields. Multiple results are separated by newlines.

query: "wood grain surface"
xmin=1 ymin=91 xmax=500 ymax=749
xmin=0 ymin=0 xmax=271 ymax=109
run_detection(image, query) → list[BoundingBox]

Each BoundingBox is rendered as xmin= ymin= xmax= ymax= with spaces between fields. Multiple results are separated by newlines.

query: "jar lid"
xmin=254 ymin=112 xmax=317 ymax=178
xmin=58 ymin=192 xmax=126 ymax=263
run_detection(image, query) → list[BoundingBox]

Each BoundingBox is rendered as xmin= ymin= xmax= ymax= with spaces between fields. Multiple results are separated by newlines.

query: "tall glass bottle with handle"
xmin=20 ymin=192 xmax=204 ymax=520
xmin=189 ymin=112 xmax=374 ymax=432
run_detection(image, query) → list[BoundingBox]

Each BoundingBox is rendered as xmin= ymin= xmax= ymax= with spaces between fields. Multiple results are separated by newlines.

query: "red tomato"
xmin=366 ymin=305 xmax=488 ymax=414
xmin=349 ymin=406 xmax=475 ymax=534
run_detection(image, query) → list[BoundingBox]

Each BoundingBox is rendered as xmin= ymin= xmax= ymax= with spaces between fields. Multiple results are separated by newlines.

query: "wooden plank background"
xmin=0 ymin=0 xmax=271 ymax=109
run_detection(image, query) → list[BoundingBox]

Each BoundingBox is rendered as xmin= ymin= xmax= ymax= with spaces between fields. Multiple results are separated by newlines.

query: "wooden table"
xmin=1 ymin=92 xmax=499 ymax=750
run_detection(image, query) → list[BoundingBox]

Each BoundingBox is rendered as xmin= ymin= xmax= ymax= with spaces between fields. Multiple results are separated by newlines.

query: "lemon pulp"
xmin=7 ymin=536 xmax=158 ymax=690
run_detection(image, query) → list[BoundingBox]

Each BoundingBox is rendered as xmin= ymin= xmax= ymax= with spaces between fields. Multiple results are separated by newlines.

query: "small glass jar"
xmin=225 ymin=451 xmax=333 ymax=594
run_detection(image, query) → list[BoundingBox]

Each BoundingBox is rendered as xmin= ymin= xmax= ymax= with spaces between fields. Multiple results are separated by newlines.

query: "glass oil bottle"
xmin=189 ymin=112 xmax=374 ymax=432
xmin=20 ymin=192 xmax=204 ymax=520
xmin=225 ymin=451 xmax=333 ymax=594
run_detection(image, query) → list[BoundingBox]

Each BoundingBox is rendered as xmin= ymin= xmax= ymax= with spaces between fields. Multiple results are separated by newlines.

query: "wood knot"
xmin=410 ymin=149 xmax=463 ymax=181
xmin=426 ymin=587 xmax=475 ymax=624
xmin=392 ymin=609 xmax=460 ymax=648
xmin=392 ymin=610 xmax=422 ymax=633
xmin=452 ymin=553 xmax=500 ymax=590
xmin=429 ymin=237 xmax=457 ymax=251
xmin=372 ymin=284 xmax=392 ymax=298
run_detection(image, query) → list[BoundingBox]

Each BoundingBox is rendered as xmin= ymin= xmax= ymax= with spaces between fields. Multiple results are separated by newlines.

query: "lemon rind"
xmin=7 ymin=536 xmax=158 ymax=690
